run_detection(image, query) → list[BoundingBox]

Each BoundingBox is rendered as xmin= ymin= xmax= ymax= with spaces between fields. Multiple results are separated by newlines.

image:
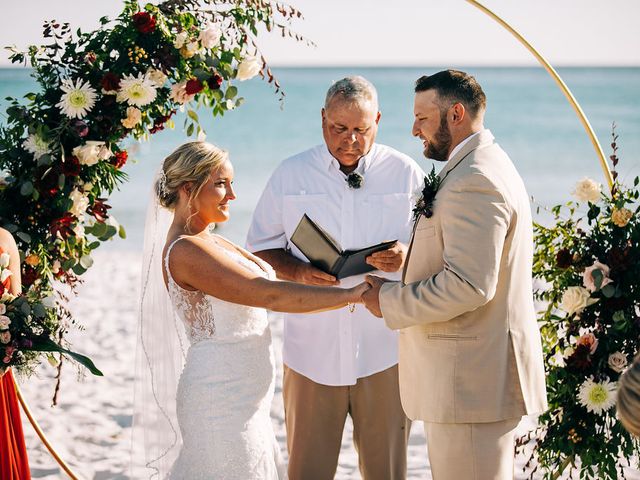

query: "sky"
xmin=0 ymin=0 xmax=639 ymax=67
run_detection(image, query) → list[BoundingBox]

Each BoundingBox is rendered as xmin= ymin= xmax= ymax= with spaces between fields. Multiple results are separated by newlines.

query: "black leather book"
xmin=290 ymin=214 xmax=397 ymax=279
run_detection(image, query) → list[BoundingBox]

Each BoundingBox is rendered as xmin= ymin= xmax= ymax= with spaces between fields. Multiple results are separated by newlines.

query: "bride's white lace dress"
xmin=164 ymin=236 xmax=285 ymax=479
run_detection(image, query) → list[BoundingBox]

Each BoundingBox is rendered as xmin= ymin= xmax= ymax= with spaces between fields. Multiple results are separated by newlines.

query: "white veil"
xmin=131 ymin=172 xmax=188 ymax=479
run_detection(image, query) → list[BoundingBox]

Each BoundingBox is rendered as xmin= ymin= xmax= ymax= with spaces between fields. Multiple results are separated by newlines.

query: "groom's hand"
xmin=362 ymin=274 xmax=390 ymax=318
xmin=365 ymin=242 xmax=407 ymax=272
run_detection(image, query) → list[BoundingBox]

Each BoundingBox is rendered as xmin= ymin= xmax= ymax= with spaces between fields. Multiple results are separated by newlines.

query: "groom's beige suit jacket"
xmin=379 ymin=130 xmax=547 ymax=424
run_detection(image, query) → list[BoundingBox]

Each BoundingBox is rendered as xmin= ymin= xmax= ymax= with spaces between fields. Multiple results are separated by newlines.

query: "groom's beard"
xmin=425 ymin=113 xmax=452 ymax=162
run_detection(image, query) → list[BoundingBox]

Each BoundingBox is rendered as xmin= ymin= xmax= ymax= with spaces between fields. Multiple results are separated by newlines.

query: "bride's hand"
xmin=349 ymin=281 xmax=371 ymax=303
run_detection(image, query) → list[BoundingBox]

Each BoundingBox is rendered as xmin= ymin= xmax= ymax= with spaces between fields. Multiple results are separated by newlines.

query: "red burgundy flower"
xmin=207 ymin=73 xmax=223 ymax=90
xmin=22 ymin=266 xmax=39 ymax=289
xmin=132 ymin=12 xmax=156 ymax=34
xmin=113 ymin=150 xmax=128 ymax=169
xmin=101 ymin=72 xmax=121 ymax=92
xmin=62 ymin=156 xmax=82 ymax=178
xmin=185 ymin=79 xmax=204 ymax=95
xmin=49 ymin=213 xmax=75 ymax=239
xmin=87 ymin=198 xmax=111 ymax=223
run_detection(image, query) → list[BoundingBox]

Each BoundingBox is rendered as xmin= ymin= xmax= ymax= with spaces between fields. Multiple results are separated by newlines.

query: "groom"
xmin=362 ymin=70 xmax=548 ymax=479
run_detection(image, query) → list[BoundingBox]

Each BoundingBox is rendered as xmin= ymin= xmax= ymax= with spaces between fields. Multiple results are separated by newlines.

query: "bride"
xmin=133 ymin=141 xmax=369 ymax=479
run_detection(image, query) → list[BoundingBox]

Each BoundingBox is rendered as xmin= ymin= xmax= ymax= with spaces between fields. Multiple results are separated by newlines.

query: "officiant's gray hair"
xmin=325 ymin=76 xmax=378 ymax=110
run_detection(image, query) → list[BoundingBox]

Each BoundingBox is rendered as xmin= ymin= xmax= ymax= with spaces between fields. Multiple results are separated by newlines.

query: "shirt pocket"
xmin=366 ymin=193 xmax=413 ymax=245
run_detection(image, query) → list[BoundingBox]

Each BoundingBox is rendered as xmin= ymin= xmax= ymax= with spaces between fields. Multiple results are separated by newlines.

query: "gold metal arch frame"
xmin=466 ymin=0 xmax=614 ymax=190
xmin=12 ymin=2 xmax=613 ymax=480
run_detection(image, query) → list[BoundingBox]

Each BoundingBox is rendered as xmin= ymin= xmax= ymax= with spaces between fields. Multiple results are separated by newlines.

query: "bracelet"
xmin=347 ymin=302 xmax=356 ymax=313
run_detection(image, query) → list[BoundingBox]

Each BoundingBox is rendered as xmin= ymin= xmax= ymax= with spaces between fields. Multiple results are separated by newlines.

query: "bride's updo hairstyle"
xmin=617 ymin=355 xmax=640 ymax=436
xmin=156 ymin=141 xmax=228 ymax=210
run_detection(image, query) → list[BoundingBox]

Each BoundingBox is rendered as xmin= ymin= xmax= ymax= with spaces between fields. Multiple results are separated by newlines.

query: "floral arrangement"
xmin=412 ymin=165 xmax=441 ymax=221
xmin=0 ymin=255 xmax=101 ymax=377
xmin=0 ymin=0 xmax=304 ymax=379
xmin=519 ymin=128 xmax=640 ymax=479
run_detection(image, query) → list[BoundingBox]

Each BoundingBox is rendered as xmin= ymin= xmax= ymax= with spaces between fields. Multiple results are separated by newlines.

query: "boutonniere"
xmin=346 ymin=172 xmax=363 ymax=189
xmin=412 ymin=166 xmax=441 ymax=221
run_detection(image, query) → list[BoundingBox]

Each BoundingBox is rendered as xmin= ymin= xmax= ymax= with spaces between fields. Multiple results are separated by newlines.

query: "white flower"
xmin=577 ymin=377 xmax=616 ymax=414
xmin=199 ymin=24 xmax=221 ymax=49
xmin=0 ymin=253 xmax=9 ymax=268
xmin=22 ymin=134 xmax=50 ymax=159
xmin=180 ymin=40 xmax=199 ymax=59
xmin=146 ymin=68 xmax=168 ymax=87
xmin=116 ymin=73 xmax=157 ymax=107
xmin=69 ymin=189 xmax=89 ymax=217
xmin=572 ymin=177 xmax=602 ymax=203
xmin=0 ymin=269 xmax=12 ymax=284
xmin=0 ymin=305 xmax=5 ymax=315
xmin=121 ymin=106 xmax=143 ymax=129
xmin=225 ymin=99 xmax=235 ymax=110
xmin=169 ymin=81 xmax=196 ymax=105
xmin=0 ymin=293 xmax=15 ymax=303
xmin=72 ymin=141 xmax=111 ymax=166
xmin=608 ymin=352 xmax=628 ymax=373
xmin=56 ymin=78 xmax=97 ymax=119
xmin=236 ymin=56 xmax=262 ymax=81
xmin=73 ymin=223 xmax=85 ymax=239
xmin=0 ymin=170 xmax=11 ymax=188
xmin=51 ymin=260 xmax=61 ymax=274
xmin=173 ymin=31 xmax=188 ymax=49
xmin=560 ymin=286 xmax=598 ymax=316
xmin=0 ymin=315 xmax=10 ymax=329
xmin=582 ymin=260 xmax=613 ymax=293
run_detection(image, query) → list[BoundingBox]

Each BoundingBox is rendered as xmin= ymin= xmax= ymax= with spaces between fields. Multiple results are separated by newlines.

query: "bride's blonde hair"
xmin=156 ymin=141 xmax=228 ymax=210
xmin=617 ymin=355 xmax=640 ymax=436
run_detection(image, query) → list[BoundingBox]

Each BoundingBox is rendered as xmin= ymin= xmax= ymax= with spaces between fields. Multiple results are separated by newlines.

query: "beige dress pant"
xmin=424 ymin=417 xmax=521 ymax=480
xmin=283 ymin=364 xmax=410 ymax=480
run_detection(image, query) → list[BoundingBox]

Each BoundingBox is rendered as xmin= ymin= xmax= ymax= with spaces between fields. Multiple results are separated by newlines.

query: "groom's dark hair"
xmin=415 ymin=70 xmax=486 ymax=118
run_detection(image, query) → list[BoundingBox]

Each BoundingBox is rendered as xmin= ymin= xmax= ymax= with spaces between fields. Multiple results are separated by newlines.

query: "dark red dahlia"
xmin=185 ymin=79 xmax=204 ymax=95
xmin=132 ymin=12 xmax=156 ymax=34
xmin=207 ymin=73 xmax=223 ymax=90
xmin=101 ymin=72 xmax=121 ymax=92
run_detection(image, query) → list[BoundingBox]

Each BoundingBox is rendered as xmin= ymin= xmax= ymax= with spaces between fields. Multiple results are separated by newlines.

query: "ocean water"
xmin=1 ymin=67 xmax=639 ymax=250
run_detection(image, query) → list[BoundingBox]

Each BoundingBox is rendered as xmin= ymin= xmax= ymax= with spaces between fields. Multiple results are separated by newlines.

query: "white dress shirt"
xmin=247 ymin=143 xmax=425 ymax=386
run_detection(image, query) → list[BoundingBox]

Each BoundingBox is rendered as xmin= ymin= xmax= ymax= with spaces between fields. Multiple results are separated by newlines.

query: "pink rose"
xmin=577 ymin=333 xmax=598 ymax=354
xmin=582 ymin=261 xmax=613 ymax=293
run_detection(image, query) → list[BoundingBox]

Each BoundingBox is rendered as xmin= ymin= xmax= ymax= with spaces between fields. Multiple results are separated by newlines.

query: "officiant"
xmin=246 ymin=76 xmax=424 ymax=480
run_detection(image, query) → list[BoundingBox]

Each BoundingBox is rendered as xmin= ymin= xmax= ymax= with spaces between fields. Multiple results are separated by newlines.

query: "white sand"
xmin=15 ymin=252 xmax=640 ymax=479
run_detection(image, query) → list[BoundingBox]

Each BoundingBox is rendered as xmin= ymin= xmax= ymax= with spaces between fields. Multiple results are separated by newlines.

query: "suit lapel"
xmin=402 ymin=130 xmax=496 ymax=282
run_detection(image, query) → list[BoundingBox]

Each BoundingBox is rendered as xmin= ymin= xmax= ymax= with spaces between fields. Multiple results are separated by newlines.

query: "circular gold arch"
xmin=13 ymin=3 xmax=615 ymax=480
xmin=466 ymin=0 xmax=614 ymax=190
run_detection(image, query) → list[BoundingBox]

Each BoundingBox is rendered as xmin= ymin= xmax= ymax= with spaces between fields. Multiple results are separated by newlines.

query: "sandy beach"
xmin=14 ymin=251 xmax=640 ymax=479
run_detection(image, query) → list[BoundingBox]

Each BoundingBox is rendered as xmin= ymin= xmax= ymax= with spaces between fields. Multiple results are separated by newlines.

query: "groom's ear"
xmin=449 ymin=103 xmax=466 ymax=126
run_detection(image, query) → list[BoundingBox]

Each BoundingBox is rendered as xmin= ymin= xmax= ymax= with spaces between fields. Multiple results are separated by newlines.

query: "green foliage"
xmin=0 ymin=0 xmax=306 ymax=376
xmin=521 ymin=129 xmax=640 ymax=478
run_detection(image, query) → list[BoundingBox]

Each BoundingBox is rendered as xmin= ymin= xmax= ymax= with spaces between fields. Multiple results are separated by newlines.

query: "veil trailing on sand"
xmin=131 ymin=171 xmax=188 ymax=479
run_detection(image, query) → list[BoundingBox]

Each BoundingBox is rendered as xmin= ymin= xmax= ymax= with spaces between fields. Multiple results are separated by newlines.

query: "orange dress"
xmin=0 ymin=247 xmax=31 ymax=479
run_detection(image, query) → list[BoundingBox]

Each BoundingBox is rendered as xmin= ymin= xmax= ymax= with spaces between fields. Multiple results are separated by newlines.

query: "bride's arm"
xmin=168 ymin=237 xmax=366 ymax=313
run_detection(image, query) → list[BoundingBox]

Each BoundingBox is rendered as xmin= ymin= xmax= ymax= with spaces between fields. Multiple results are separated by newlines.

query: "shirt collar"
xmin=322 ymin=144 xmax=374 ymax=175
xmin=447 ymin=130 xmax=483 ymax=161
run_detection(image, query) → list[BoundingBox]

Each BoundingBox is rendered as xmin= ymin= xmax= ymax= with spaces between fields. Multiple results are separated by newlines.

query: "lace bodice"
xmin=164 ymin=236 xmax=273 ymax=345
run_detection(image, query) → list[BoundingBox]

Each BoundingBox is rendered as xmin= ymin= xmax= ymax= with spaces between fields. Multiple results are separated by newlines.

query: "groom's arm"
xmin=379 ymin=174 xmax=511 ymax=330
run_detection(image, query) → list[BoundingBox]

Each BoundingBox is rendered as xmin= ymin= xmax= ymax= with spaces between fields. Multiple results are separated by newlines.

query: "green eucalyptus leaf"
xmin=20 ymin=181 xmax=34 ymax=196
xmin=601 ymin=284 xmax=616 ymax=298
xmin=118 ymin=225 xmax=127 ymax=239
xmin=15 ymin=232 xmax=31 ymax=244
xmin=225 ymin=86 xmax=238 ymax=100
xmin=79 ymin=255 xmax=94 ymax=269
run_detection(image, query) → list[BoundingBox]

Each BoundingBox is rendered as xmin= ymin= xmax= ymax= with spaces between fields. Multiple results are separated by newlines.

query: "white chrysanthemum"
xmin=22 ymin=134 xmax=50 ymax=159
xmin=116 ymin=73 xmax=157 ymax=107
xmin=56 ymin=78 xmax=97 ymax=119
xmin=577 ymin=377 xmax=616 ymax=415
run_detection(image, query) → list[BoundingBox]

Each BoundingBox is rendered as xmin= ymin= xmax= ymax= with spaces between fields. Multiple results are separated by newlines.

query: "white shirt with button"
xmin=246 ymin=143 xmax=425 ymax=386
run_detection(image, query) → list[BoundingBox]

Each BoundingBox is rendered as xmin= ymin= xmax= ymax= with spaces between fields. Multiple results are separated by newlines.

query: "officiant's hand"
xmin=365 ymin=242 xmax=407 ymax=272
xmin=362 ymin=274 xmax=391 ymax=318
xmin=295 ymin=262 xmax=339 ymax=286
